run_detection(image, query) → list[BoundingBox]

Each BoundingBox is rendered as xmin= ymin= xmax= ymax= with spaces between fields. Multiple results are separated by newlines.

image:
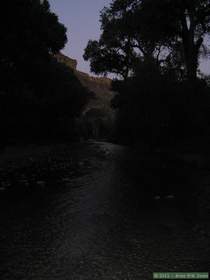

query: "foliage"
xmin=0 ymin=0 xmax=91 ymax=145
xmin=83 ymin=0 xmax=210 ymax=150
xmin=84 ymin=0 xmax=210 ymax=81
xmin=112 ymin=61 xmax=210 ymax=150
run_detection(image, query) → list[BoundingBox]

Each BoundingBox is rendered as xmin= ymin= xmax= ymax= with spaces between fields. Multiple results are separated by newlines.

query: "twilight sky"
xmin=48 ymin=0 xmax=111 ymax=75
xmin=48 ymin=0 xmax=210 ymax=75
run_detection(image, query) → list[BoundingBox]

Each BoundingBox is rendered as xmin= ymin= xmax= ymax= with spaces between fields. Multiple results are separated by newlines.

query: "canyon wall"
xmin=55 ymin=53 xmax=116 ymax=139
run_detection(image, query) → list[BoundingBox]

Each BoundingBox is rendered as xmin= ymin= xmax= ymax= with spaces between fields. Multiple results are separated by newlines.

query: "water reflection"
xmin=0 ymin=142 xmax=209 ymax=279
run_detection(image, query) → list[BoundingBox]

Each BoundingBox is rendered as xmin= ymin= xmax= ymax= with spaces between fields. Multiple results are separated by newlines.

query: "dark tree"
xmin=84 ymin=0 xmax=210 ymax=81
xmin=138 ymin=0 xmax=210 ymax=81
xmin=84 ymin=0 xmax=144 ymax=79
xmin=0 ymin=0 xmax=91 ymax=144
xmin=0 ymin=0 xmax=67 ymax=62
xmin=0 ymin=0 xmax=67 ymax=97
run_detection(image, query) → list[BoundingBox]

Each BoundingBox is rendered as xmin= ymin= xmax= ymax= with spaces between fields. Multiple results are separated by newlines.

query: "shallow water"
xmin=0 ymin=142 xmax=209 ymax=279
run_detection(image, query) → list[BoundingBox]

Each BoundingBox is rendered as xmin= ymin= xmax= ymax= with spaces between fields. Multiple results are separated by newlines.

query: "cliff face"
xmin=55 ymin=52 xmax=115 ymax=115
xmin=56 ymin=53 xmax=77 ymax=71
xmin=55 ymin=53 xmax=116 ymax=139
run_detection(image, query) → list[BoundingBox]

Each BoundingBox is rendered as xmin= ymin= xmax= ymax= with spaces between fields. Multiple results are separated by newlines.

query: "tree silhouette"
xmin=0 ymin=0 xmax=91 ymax=144
xmin=84 ymin=0 xmax=210 ymax=81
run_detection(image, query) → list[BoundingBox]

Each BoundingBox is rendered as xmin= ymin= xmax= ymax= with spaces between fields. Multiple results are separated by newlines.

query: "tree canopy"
xmin=84 ymin=0 xmax=210 ymax=150
xmin=0 ymin=0 xmax=92 ymax=144
xmin=84 ymin=0 xmax=210 ymax=81
xmin=0 ymin=0 xmax=68 ymax=95
xmin=1 ymin=0 xmax=67 ymax=60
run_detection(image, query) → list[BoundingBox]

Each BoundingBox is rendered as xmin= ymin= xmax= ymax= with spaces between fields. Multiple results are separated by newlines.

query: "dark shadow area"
xmin=1 ymin=0 xmax=210 ymax=278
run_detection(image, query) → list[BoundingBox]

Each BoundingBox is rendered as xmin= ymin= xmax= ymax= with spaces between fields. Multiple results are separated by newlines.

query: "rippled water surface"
xmin=0 ymin=142 xmax=209 ymax=279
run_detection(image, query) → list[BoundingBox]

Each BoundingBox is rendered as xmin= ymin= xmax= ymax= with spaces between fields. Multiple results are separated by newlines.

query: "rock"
xmin=55 ymin=52 xmax=116 ymax=139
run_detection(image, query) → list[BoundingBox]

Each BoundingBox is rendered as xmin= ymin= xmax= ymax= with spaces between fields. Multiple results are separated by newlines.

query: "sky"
xmin=48 ymin=0 xmax=210 ymax=76
xmin=48 ymin=0 xmax=111 ymax=75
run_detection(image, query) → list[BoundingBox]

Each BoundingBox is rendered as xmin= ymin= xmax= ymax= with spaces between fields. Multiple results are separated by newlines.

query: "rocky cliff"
xmin=56 ymin=52 xmax=77 ymax=71
xmin=55 ymin=52 xmax=114 ymax=115
xmin=55 ymin=53 xmax=116 ymax=139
